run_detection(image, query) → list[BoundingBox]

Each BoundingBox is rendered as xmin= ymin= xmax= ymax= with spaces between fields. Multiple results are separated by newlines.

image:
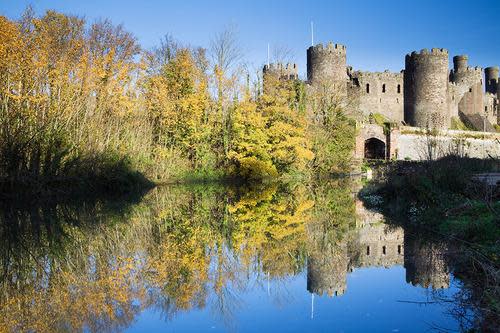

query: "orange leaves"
xmin=0 ymin=16 xmax=21 ymax=69
xmin=144 ymin=47 xmax=211 ymax=163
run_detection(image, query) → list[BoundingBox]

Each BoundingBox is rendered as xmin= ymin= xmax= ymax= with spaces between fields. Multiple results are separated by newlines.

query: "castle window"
xmin=382 ymin=84 xmax=386 ymax=93
xmin=382 ymin=246 xmax=386 ymax=255
xmin=366 ymin=246 xmax=370 ymax=255
xmin=366 ymin=83 xmax=370 ymax=94
xmin=469 ymin=88 xmax=472 ymax=93
xmin=397 ymin=84 xmax=401 ymax=94
xmin=398 ymin=245 xmax=401 ymax=254
xmin=485 ymin=106 xmax=488 ymax=112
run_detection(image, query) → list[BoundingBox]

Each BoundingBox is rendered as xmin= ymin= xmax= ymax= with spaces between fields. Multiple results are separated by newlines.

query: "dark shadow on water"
xmin=0 ymin=155 xmax=155 ymax=202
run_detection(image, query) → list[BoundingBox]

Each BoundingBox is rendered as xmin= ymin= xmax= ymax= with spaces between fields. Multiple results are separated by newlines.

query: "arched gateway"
xmin=364 ymin=138 xmax=386 ymax=159
xmin=355 ymin=124 xmax=391 ymax=160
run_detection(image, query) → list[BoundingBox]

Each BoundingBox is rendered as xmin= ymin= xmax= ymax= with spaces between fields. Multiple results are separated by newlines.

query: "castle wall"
xmin=484 ymin=93 xmax=498 ymax=126
xmin=349 ymin=71 xmax=404 ymax=123
xmin=300 ymin=41 xmax=498 ymax=131
xmin=353 ymin=200 xmax=404 ymax=268
xmin=458 ymin=82 xmax=484 ymax=115
xmin=404 ymin=49 xmax=450 ymax=129
xmin=393 ymin=127 xmax=500 ymax=160
xmin=354 ymin=225 xmax=404 ymax=268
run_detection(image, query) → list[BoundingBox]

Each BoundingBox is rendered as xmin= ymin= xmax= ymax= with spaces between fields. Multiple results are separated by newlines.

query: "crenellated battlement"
xmin=351 ymin=70 xmax=403 ymax=79
xmin=307 ymin=41 xmax=347 ymax=87
xmin=263 ymin=62 xmax=298 ymax=71
xmin=308 ymin=42 xmax=347 ymax=54
xmin=451 ymin=65 xmax=483 ymax=83
xmin=406 ymin=48 xmax=448 ymax=59
xmin=454 ymin=66 xmax=483 ymax=74
xmin=263 ymin=62 xmax=298 ymax=80
xmin=468 ymin=66 xmax=483 ymax=73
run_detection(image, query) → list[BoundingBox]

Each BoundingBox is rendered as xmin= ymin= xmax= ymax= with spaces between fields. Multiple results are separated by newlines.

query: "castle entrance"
xmin=364 ymin=138 xmax=386 ymax=159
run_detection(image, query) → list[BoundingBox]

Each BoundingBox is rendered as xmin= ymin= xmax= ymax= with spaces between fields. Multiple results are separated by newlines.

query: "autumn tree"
xmin=307 ymin=83 xmax=357 ymax=174
xmin=0 ymin=9 xmax=148 ymax=193
xmin=143 ymin=46 xmax=217 ymax=177
xmin=259 ymin=72 xmax=314 ymax=175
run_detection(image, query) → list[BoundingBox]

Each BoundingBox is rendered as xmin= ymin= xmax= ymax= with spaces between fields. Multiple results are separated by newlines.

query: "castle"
xmin=265 ymin=42 xmax=499 ymax=131
xmin=264 ymin=41 xmax=500 ymax=160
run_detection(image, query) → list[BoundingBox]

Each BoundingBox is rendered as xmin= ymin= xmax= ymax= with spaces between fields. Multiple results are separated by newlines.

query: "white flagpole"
xmin=311 ymin=293 xmax=314 ymax=319
xmin=311 ymin=21 xmax=314 ymax=46
xmin=267 ymin=43 xmax=270 ymax=67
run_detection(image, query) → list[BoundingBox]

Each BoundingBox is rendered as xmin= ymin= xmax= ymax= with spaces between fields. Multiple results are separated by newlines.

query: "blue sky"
xmin=2 ymin=0 xmax=500 ymax=78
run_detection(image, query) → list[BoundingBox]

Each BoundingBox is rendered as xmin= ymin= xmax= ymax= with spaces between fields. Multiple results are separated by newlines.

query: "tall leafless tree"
xmin=210 ymin=24 xmax=242 ymax=74
xmin=271 ymin=44 xmax=295 ymax=64
xmin=209 ymin=24 xmax=243 ymax=154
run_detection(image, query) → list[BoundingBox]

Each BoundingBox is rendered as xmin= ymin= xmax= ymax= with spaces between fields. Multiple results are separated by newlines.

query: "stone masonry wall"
xmin=393 ymin=127 xmax=500 ymax=161
xmin=349 ymin=70 xmax=404 ymax=122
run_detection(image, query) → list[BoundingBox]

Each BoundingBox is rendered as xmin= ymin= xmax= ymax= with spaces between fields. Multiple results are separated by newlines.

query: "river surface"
xmin=0 ymin=180 xmax=472 ymax=332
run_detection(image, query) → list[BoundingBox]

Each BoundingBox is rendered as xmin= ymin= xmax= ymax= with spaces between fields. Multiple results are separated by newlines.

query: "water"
xmin=0 ymin=180 xmax=470 ymax=332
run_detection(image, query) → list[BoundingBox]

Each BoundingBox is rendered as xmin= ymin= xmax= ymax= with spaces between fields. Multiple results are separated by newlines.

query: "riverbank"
xmin=359 ymin=156 xmax=499 ymax=331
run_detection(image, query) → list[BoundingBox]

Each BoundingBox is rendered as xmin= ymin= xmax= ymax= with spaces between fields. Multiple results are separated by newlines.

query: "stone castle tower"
xmin=404 ymin=48 xmax=450 ymax=129
xmin=307 ymin=42 xmax=347 ymax=94
xmin=449 ymin=56 xmax=493 ymax=131
xmin=485 ymin=66 xmax=499 ymax=94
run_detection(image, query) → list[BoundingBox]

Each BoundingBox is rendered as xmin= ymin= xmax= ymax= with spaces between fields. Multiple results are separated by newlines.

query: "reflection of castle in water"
xmin=306 ymin=199 xmax=450 ymax=298
xmin=404 ymin=235 xmax=450 ymax=290
xmin=307 ymin=242 xmax=348 ymax=297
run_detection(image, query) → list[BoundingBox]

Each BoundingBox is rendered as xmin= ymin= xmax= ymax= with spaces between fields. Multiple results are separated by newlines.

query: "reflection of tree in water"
xmin=306 ymin=179 xmax=356 ymax=297
xmin=0 ymin=182 xmax=316 ymax=332
xmin=0 ymin=197 xmax=146 ymax=333
xmin=0 ymin=180 xmax=468 ymax=332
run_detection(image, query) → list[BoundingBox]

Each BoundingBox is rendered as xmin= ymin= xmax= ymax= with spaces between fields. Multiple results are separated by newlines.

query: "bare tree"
xmin=154 ymin=34 xmax=179 ymax=66
xmin=210 ymin=24 xmax=242 ymax=74
xmin=271 ymin=44 xmax=295 ymax=64
xmin=209 ymin=25 xmax=243 ymax=154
